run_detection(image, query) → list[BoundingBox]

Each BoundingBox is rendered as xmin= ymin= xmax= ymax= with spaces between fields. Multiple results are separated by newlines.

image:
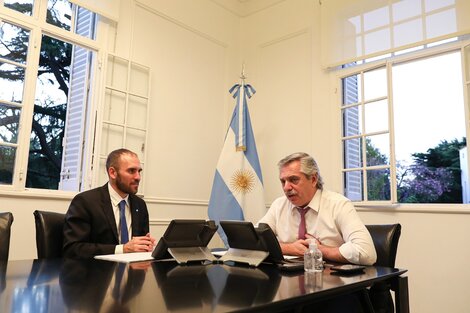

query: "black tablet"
xmin=220 ymin=220 xmax=264 ymax=251
xmin=219 ymin=221 xmax=288 ymax=265
xmin=152 ymin=219 xmax=218 ymax=260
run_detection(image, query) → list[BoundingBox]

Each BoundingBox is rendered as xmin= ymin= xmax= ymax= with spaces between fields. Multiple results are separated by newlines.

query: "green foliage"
xmin=365 ymin=138 xmax=391 ymax=200
xmin=410 ymin=138 xmax=466 ymax=203
xmin=365 ymin=136 xmax=465 ymax=203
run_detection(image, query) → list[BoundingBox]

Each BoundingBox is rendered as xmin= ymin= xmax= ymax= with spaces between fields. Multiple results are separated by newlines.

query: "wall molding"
xmin=209 ymin=0 xmax=287 ymax=18
xmin=143 ymin=196 xmax=209 ymax=207
xmin=149 ymin=218 xmax=172 ymax=226
xmin=259 ymin=28 xmax=310 ymax=48
xmin=135 ymin=0 xmax=229 ymax=48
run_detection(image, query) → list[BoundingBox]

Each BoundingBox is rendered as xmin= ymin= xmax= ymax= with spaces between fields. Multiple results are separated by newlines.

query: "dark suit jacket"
xmin=63 ymin=183 xmax=150 ymax=258
xmin=60 ymin=259 xmax=146 ymax=310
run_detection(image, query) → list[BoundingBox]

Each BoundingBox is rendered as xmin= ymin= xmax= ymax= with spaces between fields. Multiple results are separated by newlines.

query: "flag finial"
xmin=240 ymin=63 xmax=246 ymax=84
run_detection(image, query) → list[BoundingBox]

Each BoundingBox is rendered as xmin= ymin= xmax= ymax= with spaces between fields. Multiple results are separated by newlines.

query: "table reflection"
xmin=0 ymin=258 xmax=405 ymax=313
xmin=60 ymin=258 xmax=115 ymax=311
xmin=151 ymin=262 xmax=282 ymax=312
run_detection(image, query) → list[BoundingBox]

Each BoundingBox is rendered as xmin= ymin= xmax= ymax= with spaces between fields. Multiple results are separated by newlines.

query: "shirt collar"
xmin=108 ymin=182 xmax=129 ymax=208
xmin=289 ymin=189 xmax=322 ymax=214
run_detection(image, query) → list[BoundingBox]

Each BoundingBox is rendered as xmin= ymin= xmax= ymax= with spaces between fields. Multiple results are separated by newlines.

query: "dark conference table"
xmin=0 ymin=258 xmax=408 ymax=313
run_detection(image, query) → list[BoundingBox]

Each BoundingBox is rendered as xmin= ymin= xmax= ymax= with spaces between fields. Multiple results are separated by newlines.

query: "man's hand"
xmin=129 ymin=261 xmax=152 ymax=271
xmin=124 ymin=233 xmax=156 ymax=253
xmin=280 ymin=239 xmax=310 ymax=256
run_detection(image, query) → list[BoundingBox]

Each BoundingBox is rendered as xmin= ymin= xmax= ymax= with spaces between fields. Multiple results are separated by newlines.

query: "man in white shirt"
xmin=259 ymin=152 xmax=376 ymax=265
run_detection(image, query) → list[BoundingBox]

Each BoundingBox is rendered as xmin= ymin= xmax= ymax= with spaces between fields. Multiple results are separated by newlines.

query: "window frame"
xmin=0 ymin=0 xmax=106 ymax=195
xmin=336 ymin=38 xmax=470 ymax=206
xmin=94 ymin=53 xmax=151 ymax=195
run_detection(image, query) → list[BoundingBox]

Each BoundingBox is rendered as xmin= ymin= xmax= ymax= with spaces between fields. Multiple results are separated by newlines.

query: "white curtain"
xmin=69 ymin=0 xmax=120 ymax=22
xmin=321 ymin=0 xmax=470 ymax=68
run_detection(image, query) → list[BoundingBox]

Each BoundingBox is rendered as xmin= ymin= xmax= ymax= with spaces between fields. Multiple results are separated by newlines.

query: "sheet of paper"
xmin=284 ymin=255 xmax=301 ymax=260
xmin=94 ymin=252 xmax=154 ymax=263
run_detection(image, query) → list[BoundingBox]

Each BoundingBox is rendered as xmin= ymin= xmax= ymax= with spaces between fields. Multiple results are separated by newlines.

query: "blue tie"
xmin=119 ymin=200 xmax=129 ymax=244
xmin=112 ymin=263 xmax=127 ymax=300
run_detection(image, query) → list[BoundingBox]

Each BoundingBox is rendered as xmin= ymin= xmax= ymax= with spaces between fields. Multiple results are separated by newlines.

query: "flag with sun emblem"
xmin=208 ymin=80 xmax=265 ymax=246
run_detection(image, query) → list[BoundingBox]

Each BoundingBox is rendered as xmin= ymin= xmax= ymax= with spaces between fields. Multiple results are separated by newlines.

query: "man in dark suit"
xmin=63 ymin=148 xmax=155 ymax=258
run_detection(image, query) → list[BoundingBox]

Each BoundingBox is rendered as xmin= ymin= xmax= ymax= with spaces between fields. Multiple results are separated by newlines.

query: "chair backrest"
xmin=0 ymin=212 xmax=14 ymax=262
xmin=33 ymin=210 xmax=65 ymax=259
xmin=365 ymin=224 xmax=401 ymax=268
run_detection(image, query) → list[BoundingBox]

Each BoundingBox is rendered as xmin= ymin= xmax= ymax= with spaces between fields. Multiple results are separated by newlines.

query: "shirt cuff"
xmin=115 ymin=244 xmax=124 ymax=254
xmin=339 ymin=241 xmax=359 ymax=264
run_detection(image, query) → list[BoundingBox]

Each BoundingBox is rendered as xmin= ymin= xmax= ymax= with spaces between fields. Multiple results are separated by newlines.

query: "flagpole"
xmin=237 ymin=63 xmax=246 ymax=151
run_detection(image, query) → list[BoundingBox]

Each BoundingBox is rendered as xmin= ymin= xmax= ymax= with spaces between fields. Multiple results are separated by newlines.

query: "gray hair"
xmin=277 ymin=152 xmax=324 ymax=190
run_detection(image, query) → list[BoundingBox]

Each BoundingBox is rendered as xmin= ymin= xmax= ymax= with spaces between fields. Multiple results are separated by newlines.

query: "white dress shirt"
xmin=258 ymin=189 xmax=377 ymax=265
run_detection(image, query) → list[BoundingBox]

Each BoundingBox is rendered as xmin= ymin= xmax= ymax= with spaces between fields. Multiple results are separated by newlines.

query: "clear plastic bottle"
xmin=304 ymin=241 xmax=323 ymax=272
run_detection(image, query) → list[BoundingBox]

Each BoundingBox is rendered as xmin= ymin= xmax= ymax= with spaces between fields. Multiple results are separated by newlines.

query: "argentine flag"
xmin=208 ymin=82 xmax=266 ymax=245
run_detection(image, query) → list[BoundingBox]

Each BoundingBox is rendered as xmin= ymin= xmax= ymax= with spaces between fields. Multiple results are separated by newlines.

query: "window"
xmin=340 ymin=40 xmax=469 ymax=204
xmin=4 ymin=0 xmax=34 ymax=16
xmin=98 ymin=54 xmax=150 ymax=193
xmin=0 ymin=0 xmax=98 ymax=191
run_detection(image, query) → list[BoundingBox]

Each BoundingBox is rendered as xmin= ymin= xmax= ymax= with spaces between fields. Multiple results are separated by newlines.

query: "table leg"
xmin=392 ymin=275 xmax=409 ymax=313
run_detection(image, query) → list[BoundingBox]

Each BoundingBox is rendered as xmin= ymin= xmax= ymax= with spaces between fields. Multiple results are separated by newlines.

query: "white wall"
xmin=2 ymin=1 xmax=470 ymax=312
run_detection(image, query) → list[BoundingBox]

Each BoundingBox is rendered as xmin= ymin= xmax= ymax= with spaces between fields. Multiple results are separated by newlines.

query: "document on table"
xmin=94 ymin=252 xmax=154 ymax=263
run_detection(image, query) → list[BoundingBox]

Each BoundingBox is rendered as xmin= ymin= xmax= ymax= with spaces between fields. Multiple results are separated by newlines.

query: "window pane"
xmin=0 ymin=146 xmax=16 ymax=184
xmin=364 ymin=99 xmax=388 ymax=134
xmin=343 ymin=137 xmax=362 ymax=169
xmin=101 ymin=124 xmax=124 ymax=155
xmin=4 ymin=0 xmax=34 ymax=16
xmin=393 ymin=19 xmax=423 ymax=47
xmin=364 ymin=28 xmax=391 ymax=55
xmin=47 ymin=0 xmax=72 ymax=31
xmin=0 ymin=22 xmax=29 ymax=64
xmin=107 ymin=55 xmax=128 ymax=90
xmin=366 ymin=134 xmax=390 ymax=166
xmin=426 ymin=9 xmax=457 ymax=38
xmin=393 ymin=0 xmax=421 ymax=22
xmin=364 ymin=67 xmax=387 ymax=101
xmin=27 ymin=35 xmax=71 ymax=189
xmin=344 ymin=171 xmax=363 ymax=201
xmin=393 ymin=51 xmax=466 ymax=203
xmin=342 ymin=105 xmax=362 ymax=137
xmin=47 ymin=0 xmax=96 ymax=40
xmin=364 ymin=7 xmax=389 ymax=31
xmin=127 ymin=96 xmax=147 ymax=129
xmin=129 ymin=63 xmax=149 ymax=96
xmin=0 ymin=103 xmax=21 ymax=144
xmin=342 ymin=74 xmax=361 ymax=106
xmin=465 ymin=45 xmax=470 ymax=77
xmin=126 ymin=128 xmax=145 ymax=160
xmin=103 ymin=89 xmax=126 ymax=124
xmin=367 ymin=169 xmax=391 ymax=201
xmin=98 ymin=158 xmax=107 ymax=186
xmin=0 ymin=63 xmax=25 ymax=103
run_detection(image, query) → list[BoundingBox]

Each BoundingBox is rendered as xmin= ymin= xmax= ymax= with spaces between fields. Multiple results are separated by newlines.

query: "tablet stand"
xmin=219 ymin=248 xmax=269 ymax=267
xmin=168 ymin=247 xmax=218 ymax=264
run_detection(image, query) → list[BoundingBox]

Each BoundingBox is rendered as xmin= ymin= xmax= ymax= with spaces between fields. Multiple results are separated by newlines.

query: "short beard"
xmin=115 ymin=173 xmax=138 ymax=195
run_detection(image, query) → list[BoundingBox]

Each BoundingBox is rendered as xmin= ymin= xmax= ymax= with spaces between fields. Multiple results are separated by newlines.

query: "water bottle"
xmin=304 ymin=241 xmax=323 ymax=272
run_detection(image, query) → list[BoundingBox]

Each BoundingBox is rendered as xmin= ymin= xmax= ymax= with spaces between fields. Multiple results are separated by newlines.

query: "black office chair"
xmin=366 ymin=223 xmax=402 ymax=313
xmin=0 ymin=212 xmax=14 ymax=262
xmin=33 ymin=210 xmax=65 ymax=259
